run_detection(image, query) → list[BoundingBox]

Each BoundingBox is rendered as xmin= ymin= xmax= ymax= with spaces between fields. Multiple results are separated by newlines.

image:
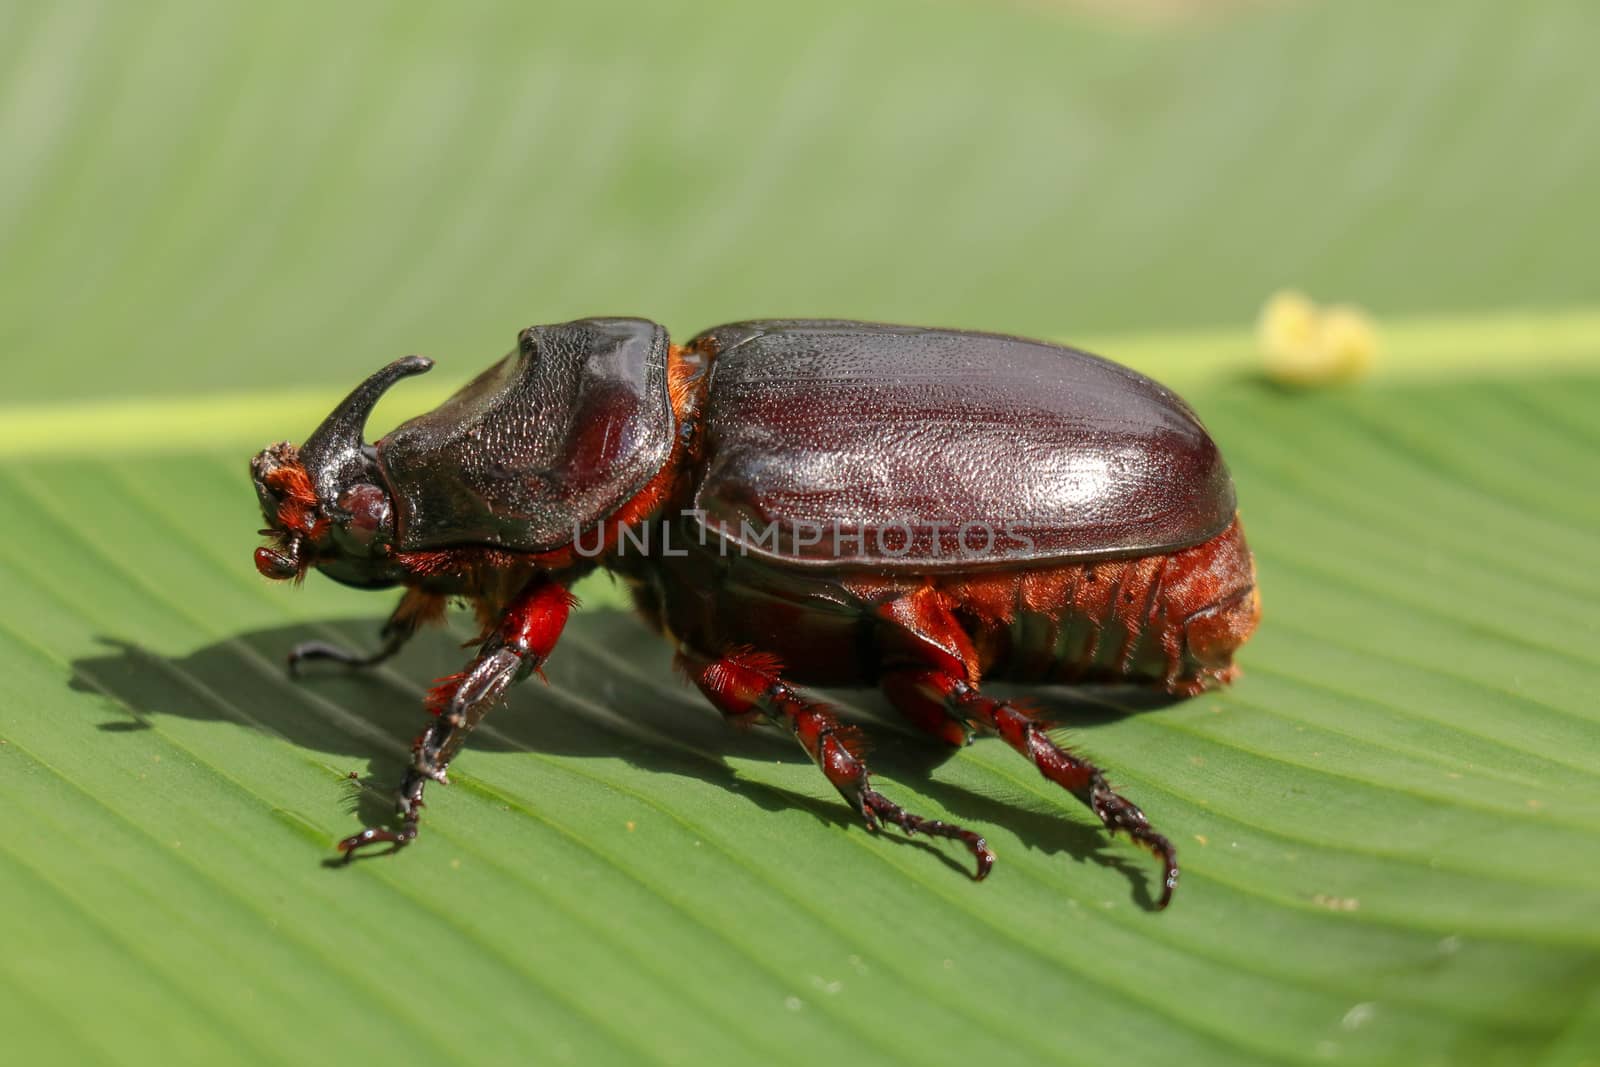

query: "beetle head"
xmin=251 ymin=356 xmax=433 ymax=588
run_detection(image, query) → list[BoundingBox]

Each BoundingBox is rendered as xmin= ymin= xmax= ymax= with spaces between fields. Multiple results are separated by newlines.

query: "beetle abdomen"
xmin=688 ymin=320 xmax=1235 ymax=570
xmin=948 ymin=517 xmax=1259 ymax=695
xmin=624 ymin=513 xmax=1257 ymax=698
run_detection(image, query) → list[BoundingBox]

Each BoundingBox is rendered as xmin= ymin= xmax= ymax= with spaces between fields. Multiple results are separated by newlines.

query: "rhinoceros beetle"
xmin=252 ymin=318 xmax=1259 ymax=908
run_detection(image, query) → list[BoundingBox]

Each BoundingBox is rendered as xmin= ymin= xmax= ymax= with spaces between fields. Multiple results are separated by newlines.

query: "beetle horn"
xmin=299 ymin=355 xmax=433 ymax=504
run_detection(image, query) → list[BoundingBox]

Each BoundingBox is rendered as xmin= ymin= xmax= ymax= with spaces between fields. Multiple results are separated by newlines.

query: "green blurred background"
xmin=4 ymin=0 xmax=1596 ymax=403
xmin=4 ymin=3 xmax=1600 ymax=1067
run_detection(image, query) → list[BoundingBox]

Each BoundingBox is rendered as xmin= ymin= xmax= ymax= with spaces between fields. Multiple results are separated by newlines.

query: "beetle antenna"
xmin=300 ymin=356 xmax=433 ymax=504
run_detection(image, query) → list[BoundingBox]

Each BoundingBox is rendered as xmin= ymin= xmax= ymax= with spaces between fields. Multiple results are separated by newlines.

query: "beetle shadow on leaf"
xmin=71 ymin=608 xmax=1176 ymax=909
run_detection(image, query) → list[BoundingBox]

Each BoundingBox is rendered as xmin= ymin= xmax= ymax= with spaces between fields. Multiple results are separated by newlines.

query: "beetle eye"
xmin=517 ymin=328 xmax=537 ymax=356
xmin=336 ymin=483 xmax=392 ymax=545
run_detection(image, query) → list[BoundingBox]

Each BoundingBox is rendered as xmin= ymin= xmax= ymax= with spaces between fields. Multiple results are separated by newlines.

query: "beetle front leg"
xmin=336 ymin=577 xmax=573 ymax=859
xmin=685 ymin=647 xmax=995 ymax=879
xmin=288 ymin=588 xmax=444 ymax=677
xmin=288 ymin=616 xmax=412 ymax=676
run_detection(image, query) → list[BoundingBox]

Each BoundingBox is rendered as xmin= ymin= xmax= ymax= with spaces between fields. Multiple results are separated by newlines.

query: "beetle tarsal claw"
xmin=859 ymin=789 xmax=996 ymax=881
xmin=1137 ymin=833 xmax=1181 ymax=911
xmin=334 ymin=825 xmax=413 ymax=858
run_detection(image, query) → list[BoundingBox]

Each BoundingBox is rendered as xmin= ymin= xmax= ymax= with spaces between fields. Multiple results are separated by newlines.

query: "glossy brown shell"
xmin=377 ymin=317 xmax=674 ymax=553
xmin=688 ymin=320 xmax=1235 ymax=570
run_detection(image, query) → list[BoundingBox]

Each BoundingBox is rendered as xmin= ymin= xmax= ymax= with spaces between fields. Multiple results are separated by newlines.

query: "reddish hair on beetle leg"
xmin=722 ymin=645 xmax=785 ymax=677
xmin=425 ymin=673 xmax=466 ymax=716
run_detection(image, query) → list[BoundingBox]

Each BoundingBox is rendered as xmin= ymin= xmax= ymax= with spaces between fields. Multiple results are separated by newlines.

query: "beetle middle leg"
xmin=336 ymin=576 xmax=573 ymax=859
xmin=683 ymin=646 xmax=995 ymax=879
xmin=875 ymin=591 xmax=1180 ymax=908
xmin=288 ymin=588 xmax=445 ymax=677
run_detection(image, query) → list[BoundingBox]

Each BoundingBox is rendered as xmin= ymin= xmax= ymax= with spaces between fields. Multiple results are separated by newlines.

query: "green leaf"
xmin=5 ymin=362 xmax=1599 ymax=1067
xmin=6 ymin=1 xmax=1600 ymax=1065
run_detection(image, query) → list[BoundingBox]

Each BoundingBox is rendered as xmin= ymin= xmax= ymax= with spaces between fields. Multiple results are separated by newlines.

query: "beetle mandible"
xmin=251 ymin=318 xmax=1259 ymax=908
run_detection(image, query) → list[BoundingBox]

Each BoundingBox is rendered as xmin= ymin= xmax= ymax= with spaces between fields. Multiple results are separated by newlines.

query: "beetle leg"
xmin=336 ymin=577 xmax=572 ymax=859
xmin=885 ymin=668 xmax=1178 ymax=908
xmin=875 ymin=592 xmax=1179 ymax=908
xmin=287 ymin=620 xmax=412 ymax=676
xmin=684 ymin=647 xmax=995 ymax=879
xmin=288 ymin=588 xmax=444 ymax=677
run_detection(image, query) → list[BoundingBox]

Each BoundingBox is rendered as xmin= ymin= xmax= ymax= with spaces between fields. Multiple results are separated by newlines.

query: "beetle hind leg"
xmin=685 ymin=647 xmax=995 ymax=879
xmin=875 ymin=591 xmax=1179 ymax=908
xmin=885 ymin=669 xmax=1178 ymax=907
